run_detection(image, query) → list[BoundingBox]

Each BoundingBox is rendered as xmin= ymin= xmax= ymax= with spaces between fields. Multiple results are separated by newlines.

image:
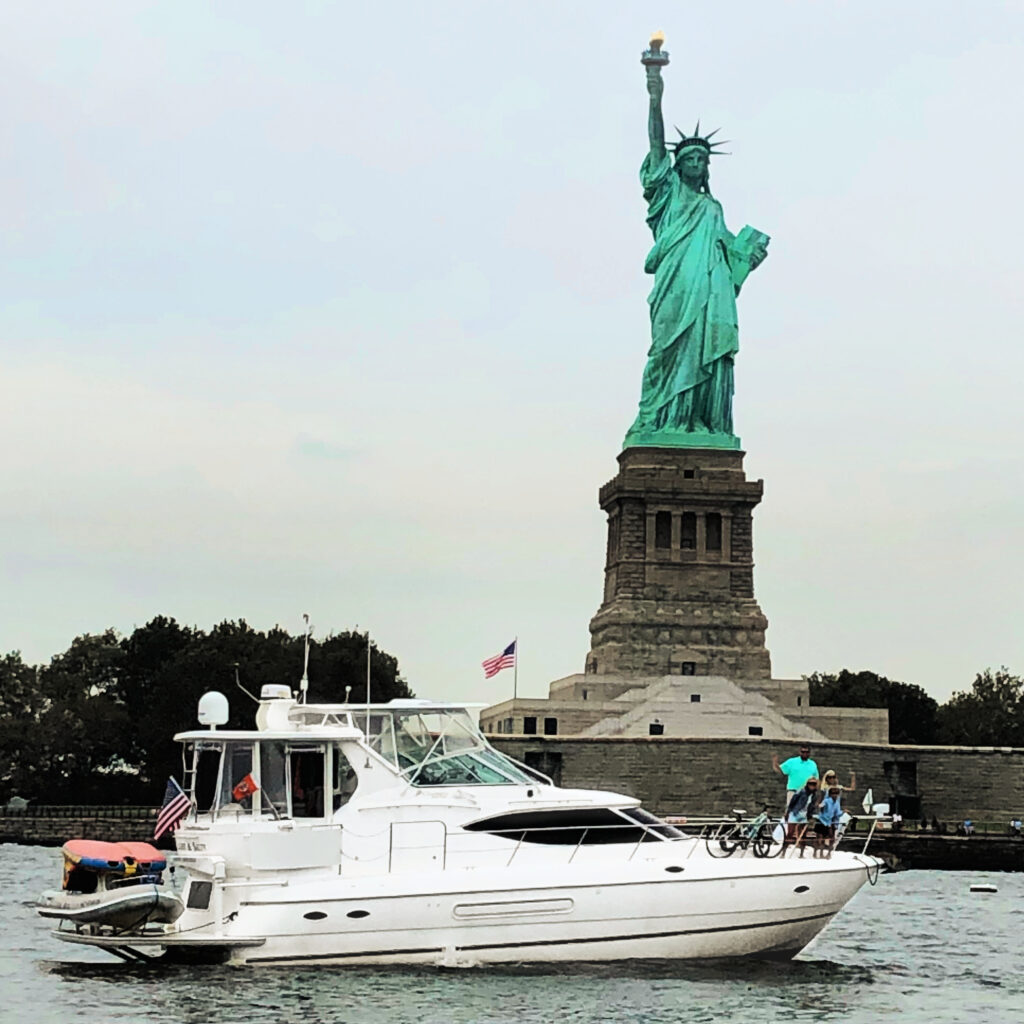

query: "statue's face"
xmin=677 ymin=148 xmax=709 ymax=189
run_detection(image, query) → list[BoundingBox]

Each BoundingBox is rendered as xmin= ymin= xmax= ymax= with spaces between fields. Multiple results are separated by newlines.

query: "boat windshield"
xmin=362 ymin=707 xmax=533 ymax=787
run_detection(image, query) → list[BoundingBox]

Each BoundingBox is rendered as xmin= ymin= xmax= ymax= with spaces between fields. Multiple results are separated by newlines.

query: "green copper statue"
xmin=624 ymin=32 xmax=769 ymax=451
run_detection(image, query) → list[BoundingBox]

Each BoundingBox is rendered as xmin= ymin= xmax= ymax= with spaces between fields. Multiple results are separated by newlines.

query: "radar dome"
xmin=198 ymin=691 xmax=229 ymax=727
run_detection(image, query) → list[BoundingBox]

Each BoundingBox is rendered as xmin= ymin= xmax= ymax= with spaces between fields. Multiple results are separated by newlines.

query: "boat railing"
xmin=485 ymin=824 xmax=675 ymax=867
xmin=374 ymin=815 xmax=887 ymax=872
xmin=374 ymin=819 xmax=698 ymax=872
xmin=690 ymin=810 xmax=888 ymax=860
xmin=107 ymin=873 xmax=165 ymax=890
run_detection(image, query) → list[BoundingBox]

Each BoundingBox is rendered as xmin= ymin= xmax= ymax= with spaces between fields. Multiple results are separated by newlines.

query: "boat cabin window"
xmin=260 ymin=741 xmax=289 ymax=818
xmin=193 ymin=744 xmax=223 ymax=814
xmin=619 ymin=807 xmax=686 ymax=839
xmin=289 ymin=745 xmax=326 ymax=818
xmin=190 ymin=741 xmax=261 ymax=818
xmin=186 ymin=739 xmax=344 ymax=820
xmin=219 ymin=742 xmax=256 ymax=809
xmin=260 ymin=741 xmax=331 ymax=819
xmin=365 ymin=707 xmax=534 ymax=787
xmin=332 ymin=743 xmax=357 ymax=811
xmin=463 ymin=807 xmax=685 ymax=845
xmin=259 ymin=741 xmax=339 ymax=819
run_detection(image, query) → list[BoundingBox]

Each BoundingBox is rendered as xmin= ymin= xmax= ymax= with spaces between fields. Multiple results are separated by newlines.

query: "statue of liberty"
xmin=624 ymin=32 xmax=769 ymax=451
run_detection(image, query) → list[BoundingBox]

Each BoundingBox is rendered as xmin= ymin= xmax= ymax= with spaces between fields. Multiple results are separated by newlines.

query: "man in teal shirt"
xmin=773 ymin=745 xmax=819 ymax=819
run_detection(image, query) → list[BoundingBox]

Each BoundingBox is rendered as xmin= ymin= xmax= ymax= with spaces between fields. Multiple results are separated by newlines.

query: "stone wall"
xmin=788 ymin=707 xmax=890 ymax=745
xmin=481 ymin=697 xmax=625 ymax=738
xmin=0 ymin=814 xmax=159 ymax=847
xmin=493 ymin=735 xmax=1024 ymax=823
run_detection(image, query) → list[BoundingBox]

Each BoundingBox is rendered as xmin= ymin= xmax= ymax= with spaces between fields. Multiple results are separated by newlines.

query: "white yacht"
xmin=48 ymin=688 xmax=880 ymax=965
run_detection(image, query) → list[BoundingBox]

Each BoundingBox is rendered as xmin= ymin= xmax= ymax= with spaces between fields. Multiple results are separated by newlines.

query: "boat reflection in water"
xmin=41 ymin=689 xmax=881 ymax=965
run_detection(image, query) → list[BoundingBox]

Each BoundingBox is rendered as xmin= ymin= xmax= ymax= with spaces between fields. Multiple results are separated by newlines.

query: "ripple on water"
xmin=4 ymin=846 xmax=1024 ymax=1024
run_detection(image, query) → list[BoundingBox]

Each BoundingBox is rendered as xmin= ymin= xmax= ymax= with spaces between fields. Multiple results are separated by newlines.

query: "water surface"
xmin=4 ymin=844 xmax=1020 ymax=1023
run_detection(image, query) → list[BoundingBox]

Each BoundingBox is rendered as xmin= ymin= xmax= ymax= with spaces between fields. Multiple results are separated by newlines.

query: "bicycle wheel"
xmin=705 ymin=823 xmax=740 ymax=858
xmin=751 ymin=823 xmax=773 ymax=858
xmin=754 ymin=821 xmax=786 ymax=858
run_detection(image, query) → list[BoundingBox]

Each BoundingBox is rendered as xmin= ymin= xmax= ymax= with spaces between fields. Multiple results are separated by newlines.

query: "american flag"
xmin=154 ymin=777 xmax=191 ymax=840
xmin=482 ymin=640 xmax=516 ymax=679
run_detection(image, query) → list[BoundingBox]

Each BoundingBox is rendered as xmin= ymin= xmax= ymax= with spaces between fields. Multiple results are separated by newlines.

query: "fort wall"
xmin=494 ymin=735 xmax=1024 ymax=823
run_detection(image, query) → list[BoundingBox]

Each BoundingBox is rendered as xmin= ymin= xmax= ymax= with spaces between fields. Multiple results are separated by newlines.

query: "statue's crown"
xmin=672 ymin=122 xmax=730 ymax=157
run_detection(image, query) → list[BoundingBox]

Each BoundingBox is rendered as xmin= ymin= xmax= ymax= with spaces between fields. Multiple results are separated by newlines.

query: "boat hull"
xmin=37 ymin=885 xmax=184 ymax=930
xmin=63 ymin=853 xmax=876 ymax=965
xmin=238 ymin=867 xmax=864 ymax=965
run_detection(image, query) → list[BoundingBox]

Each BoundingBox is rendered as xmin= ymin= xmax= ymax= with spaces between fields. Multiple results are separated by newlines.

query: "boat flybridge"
xmin=47 ymin=687 xmax=880 ymax=965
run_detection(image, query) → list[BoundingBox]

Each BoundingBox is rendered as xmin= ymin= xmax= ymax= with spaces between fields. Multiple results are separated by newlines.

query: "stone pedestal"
xmin=586 ymin=446 xmax=771 ymax=679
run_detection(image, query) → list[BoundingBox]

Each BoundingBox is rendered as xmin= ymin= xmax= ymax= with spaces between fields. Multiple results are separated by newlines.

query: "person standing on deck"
xmin=784 ymin=777 xmax=819 ymax=857
xmin=773 ymin=745 xmax=819 ymax=820
xmin=814 ymin=785 xmax=844 ymax=858
xmin=821 ymin=769 xmax=856 ymax=816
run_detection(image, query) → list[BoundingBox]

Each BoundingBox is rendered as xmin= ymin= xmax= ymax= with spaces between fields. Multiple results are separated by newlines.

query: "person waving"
xmin=773 ymin=745 xmax=819 ymax=819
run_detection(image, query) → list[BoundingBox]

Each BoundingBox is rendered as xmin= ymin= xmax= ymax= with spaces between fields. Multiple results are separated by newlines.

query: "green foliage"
xmin=0 ymin=651 xmax=45 ymax=797
xmin=934 ymin=668 xmax=1024 ymax=746
xmin=808 ymin=667 xmax=1024 ymax=746
xmin=805 ymin=669 xmax=939 ymax=744
xmin=0 ymin=619 xmax=413 ymax=804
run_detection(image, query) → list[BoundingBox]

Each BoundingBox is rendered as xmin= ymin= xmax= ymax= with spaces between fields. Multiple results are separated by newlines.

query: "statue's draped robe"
xmin=630 ymin=149 xmax=742 ymax=436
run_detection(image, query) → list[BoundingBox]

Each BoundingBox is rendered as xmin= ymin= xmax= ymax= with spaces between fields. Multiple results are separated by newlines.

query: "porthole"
xmin=664 ymin=866 xmax=684 ymax=874
xmin=347 ymin=909 xmax=370 ymax=919
xmin=793 ymin=885 xmax=810 ymax=894
xmin=303 ymin=911 xmax=328 ymax=920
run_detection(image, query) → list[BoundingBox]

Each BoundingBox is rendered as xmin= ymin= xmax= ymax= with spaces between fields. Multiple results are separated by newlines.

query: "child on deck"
xmin=814 ymin=785 xmax=844 ymax=858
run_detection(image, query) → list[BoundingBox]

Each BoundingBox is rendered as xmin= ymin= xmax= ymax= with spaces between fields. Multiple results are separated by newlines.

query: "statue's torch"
xmin=641 ymin=30 xmax=670 ymax=67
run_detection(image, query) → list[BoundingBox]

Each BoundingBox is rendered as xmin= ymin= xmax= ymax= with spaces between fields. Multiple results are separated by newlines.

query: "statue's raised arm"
xmin=642 ymin=32 xmax=668 ymax=160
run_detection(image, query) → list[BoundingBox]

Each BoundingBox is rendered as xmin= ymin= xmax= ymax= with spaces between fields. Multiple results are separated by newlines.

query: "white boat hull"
xmin=236 ymin=865 xmax=866 ymax=965
xmin=63 ymin=851 xmax=876 ymax=965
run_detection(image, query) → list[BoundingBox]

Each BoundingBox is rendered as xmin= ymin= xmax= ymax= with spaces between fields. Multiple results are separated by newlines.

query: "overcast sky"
xmin=2 ymin=2 xmax=1022 ymax=707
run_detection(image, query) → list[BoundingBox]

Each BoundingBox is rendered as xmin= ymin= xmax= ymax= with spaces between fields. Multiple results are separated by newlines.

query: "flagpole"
xmin=513 ymin=635 xmax=518 ymax=700
xmin=365 ymin=629 xmax=371 ymax=739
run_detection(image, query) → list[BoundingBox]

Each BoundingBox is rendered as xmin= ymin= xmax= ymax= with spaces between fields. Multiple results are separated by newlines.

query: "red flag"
xmin=232 ymin=772 xmax=259 ymax=802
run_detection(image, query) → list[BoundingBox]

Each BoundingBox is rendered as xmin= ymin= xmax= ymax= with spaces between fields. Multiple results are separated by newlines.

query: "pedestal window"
xmin=654 ymin=511 xmax=672 ymax=549
xmin=706 ymin=513 xmax=722 ymax=552
xmin=681 ymin=512 xmax=697 ymax=550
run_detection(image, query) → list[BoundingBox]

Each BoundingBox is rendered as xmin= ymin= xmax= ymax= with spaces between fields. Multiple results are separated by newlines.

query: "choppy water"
xmin=4 ymin=843 xmax=1022 ymax=1024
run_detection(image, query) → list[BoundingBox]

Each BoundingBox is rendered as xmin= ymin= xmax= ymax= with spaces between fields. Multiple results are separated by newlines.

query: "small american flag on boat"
xmin=482 ymin=640 xmax=516 ymax=679
xmin=154 ymin=777 xmax=191 ymax=840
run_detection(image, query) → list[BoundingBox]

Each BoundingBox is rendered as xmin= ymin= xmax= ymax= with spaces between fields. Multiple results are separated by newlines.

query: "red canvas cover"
xmin=116 ymin=842 xmax=166 ymax=867
xmin=62 ymin=839 xmax=167 ymax=872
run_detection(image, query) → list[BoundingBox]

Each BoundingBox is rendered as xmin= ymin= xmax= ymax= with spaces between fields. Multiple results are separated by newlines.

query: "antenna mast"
xmin=299 ymin=613 xmax=312 ymax=704
xmin=365 ymin=628 xmax=371 ymax=737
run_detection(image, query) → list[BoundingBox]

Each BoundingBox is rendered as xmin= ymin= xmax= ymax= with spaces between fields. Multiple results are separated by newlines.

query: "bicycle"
xmin=704 ymin=803 xmax=782 ymax=858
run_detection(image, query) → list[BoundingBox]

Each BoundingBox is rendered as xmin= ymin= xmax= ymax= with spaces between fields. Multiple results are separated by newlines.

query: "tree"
xmin=806 ymin=669 xmax=939 ymax=744
xmin=0 ymin=620 xmax=414 ymax=804
xmin=934 ymin=668 xmax=1024 ymax=746
xmin=112 ymin=619 xmax=415 ymax=795
xmin=0 ymin=636 xmax=138 ymax=802
xmin=0 ymin=651 xmax=44 ymax=797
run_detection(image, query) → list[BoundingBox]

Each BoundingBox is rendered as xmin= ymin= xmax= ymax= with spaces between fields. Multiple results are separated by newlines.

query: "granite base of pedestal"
xmin=587 ymin=445 xmax=772 ymax=679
